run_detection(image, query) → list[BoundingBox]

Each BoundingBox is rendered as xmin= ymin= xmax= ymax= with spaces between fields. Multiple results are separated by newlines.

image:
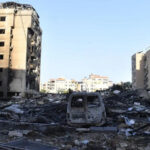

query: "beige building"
xmin=40 ymin=78 xmax=78 ymax=93
xmin=132 ymin=50 xmax=150 ymax=90
xmin=0 ymin=2 xmax=42 ymax=98
xmin=132 ymin=51 xmax=145 ymax=89
xmin=82 ymin=74 xmax=112 ymax=92
xmin=41 ymin=74 xmax=113 ymax=93
xmin=144 ymin=50 xmax=150 ymax=89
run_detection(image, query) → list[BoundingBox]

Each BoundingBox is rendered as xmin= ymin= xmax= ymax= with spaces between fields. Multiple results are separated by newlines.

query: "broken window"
xmin=0 ymin=81 xmax=2 ymax=86
xmin=71 ymin=96 xmax=84 ymax=107
xmin=0 ymin=55 xmax=4 ymax=59
xmin=0 ymin=68 xmax=3 ymax=72
xmin=0 ymin=42 xmax=4 ymax=46
xmin=0 ymin=92 xmax=3 ymax=97
xmin=87 ymin=96 xmax=100 ymax=107
xmin=0 ymin=16 xmax=6 ymax=21
xmin=0 ymin=29 xmax=5 ymax=34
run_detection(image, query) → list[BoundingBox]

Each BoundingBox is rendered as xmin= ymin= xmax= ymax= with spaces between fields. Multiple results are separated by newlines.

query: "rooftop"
xmin=0 ymin=1 xmax=39 ymax=18
xmin=89 ymin=74 xmax=108 ymax=79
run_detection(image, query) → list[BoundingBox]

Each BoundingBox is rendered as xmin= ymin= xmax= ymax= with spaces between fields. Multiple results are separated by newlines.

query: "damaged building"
xmin=0 ymin=2 xmax=42 ymax=98
xmin=132 ymin=51 xmax=145 ymax=90
xmin=132 ymin=49 xmax=150 ymax=90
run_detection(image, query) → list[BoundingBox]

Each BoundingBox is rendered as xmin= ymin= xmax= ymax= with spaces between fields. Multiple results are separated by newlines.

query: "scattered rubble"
xmin=0 ymin=89 xmax=149 ymax=149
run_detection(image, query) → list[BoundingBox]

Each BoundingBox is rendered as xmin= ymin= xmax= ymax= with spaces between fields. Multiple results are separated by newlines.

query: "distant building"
xmin=41 ymin=74 xmax=113 ymax=93
xmin=82 ymin=74 xmax=112 ymax=92
xmin=40 ymin=83 xmax=47 ymax=92
xmin=41 ymin=78 xmax=78 ymax=93
xmin=0 ymin=2 xmax=42 ymax=98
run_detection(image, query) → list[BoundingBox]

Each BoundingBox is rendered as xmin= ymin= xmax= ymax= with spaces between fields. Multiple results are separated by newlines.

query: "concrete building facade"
xmin=82 ymin=74 xmax=112 ymax=92
xmin=40 ymin=78 xmax=78 ymax=93
xmin=132 ymin=50 xmax=150 ymax=90
xmin=144 ymin=50 xmax=150 ymax=89
xmin=41 ymin=74 xmax=113 ymax=93
xmin=0 ymin=2 xmax=42 ymax=98
xmin=132 ymin=52 xmax=145 ymax=90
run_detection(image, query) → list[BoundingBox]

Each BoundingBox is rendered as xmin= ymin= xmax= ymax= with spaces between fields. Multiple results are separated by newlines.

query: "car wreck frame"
xmin=67 ymin=92 xmax=106 ymax=126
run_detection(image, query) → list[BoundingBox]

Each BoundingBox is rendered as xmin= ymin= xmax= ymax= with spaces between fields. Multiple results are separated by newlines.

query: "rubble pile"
xmin=0 ymin=94 xmax=67 ymax=125
xmin=104 ymin=90 xmax=150 ymax=133
xmin=0 ymin=91 xmax=149 ymax=150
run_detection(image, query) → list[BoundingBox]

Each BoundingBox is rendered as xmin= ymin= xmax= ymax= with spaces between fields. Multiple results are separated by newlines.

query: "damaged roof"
xmin=0 ymin=1 xmax=39 ymax=18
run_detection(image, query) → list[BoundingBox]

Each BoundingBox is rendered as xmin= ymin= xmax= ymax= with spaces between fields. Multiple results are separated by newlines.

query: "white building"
xmin=82 ymin=74 xmax=112 ymax=92
xmin=40 ymin=74 xmax=113 ymax=93
xmin=41 ymin=78 xmax=77 ymax=93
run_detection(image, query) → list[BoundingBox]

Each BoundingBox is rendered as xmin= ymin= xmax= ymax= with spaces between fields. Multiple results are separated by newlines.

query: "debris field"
xmin=0 ymin=90 xmax=150 ymax=150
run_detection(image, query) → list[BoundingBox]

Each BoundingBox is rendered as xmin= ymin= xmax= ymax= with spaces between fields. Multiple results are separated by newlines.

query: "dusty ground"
xmin=0 ymin=90 xmax=149 ymax=150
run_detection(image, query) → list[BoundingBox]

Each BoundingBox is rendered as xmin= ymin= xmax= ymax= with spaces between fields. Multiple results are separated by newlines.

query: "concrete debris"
xmin=90 ymin=126 xmax=118 ymax=132
xmin=123 ymin=117 xmax=135 ymax=126
xmin=76 ymin=126 xmax=117 ymax=133
xmin=2 ymin=138 xmax=58 ymax=150
xmin=113 ymin=90 xmax=121 ymax=95
xmin=4 ymin=104 xmax=24 ymax=114
xmin=8 ymin=130 xmax=23 ymax=138
xmin=8 ymin=130 xmax=32 ymax=137
xmin=74 ymin=139 xmax=89 ymax=146
xmin=0 ymin=90 xmax=149 ymax=149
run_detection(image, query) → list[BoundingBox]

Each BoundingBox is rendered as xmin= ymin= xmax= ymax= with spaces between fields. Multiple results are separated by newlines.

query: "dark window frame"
xmin=0 ymin=16 xmax=6 ymax=21
xmin=0 ymin=55 xmax=4 ymax=59
xmin=0 ymin=42 xmax=4 ymax=47
xmin=0 ymin=92 xmax=3 ymax=97
xmin=0 ymin=29 xmax=5 ymax=34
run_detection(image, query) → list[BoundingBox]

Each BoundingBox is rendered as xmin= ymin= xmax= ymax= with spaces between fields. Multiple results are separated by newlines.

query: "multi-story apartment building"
xmin=41 ymin=74 xmax=113 ymax=93
xmin=132 ymin=49 xmax=150 ymax=90
xmin=41 ymin=78 xmax=78 ymax=93
xmin=144 ymin=50 xmax=150 ymax=90
xmin=82 ymin=74 xmax=112 ymax=92
xmin=132 ymin=51 xmax=145 ymax=89
xmin=0 ymin=2 xmax=42 ymax=98
xmin=40 ymin=83 xmax=48 ymax=92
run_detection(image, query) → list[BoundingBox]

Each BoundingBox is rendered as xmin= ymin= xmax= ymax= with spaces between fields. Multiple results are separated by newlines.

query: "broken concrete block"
xmin=8 ymin=130 xmax=23 ymax=137
xmin=4 ymin=104 xmax=24 ymax=114
xmin=74 ymin=140 xmax=80 ymax=146
xmin=90 ymin=126 xmax=118 ymax=132
xmin=81 ymin=140 xmax=89 ymax=145
xmin=120 ymin=142 xmax=128 ymax=147
xmin=113 ymin=90 xmax=120 ymax=95
xmin=124 ymin=117 xmax=135 ymax=126
xmin=76 ymin=128 xmax=90 ymax=132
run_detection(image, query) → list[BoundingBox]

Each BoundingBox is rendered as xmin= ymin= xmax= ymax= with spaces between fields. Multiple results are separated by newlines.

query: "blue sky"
xmin=2 ymin=0 xmax=150 ymax=83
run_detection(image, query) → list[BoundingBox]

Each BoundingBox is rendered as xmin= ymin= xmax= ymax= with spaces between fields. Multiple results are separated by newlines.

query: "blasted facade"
xmin=0 ymin=2 xmax=42 ymax=98
xmin=132 ymin=49 xmax=150 ymax=90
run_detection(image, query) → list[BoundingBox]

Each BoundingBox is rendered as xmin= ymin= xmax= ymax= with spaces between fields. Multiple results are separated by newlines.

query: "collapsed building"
xmin=0 ymin=2 xmax=42 ymax=98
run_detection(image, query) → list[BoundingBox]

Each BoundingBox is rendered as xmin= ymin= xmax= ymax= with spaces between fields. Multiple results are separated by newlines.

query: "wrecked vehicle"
xmin=67 ymin=92 xmax=106 ymax=126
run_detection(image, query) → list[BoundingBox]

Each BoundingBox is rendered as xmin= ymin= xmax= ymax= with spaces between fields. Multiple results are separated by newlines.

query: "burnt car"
xmin=67 ymin=92 xmax=106 ymax=126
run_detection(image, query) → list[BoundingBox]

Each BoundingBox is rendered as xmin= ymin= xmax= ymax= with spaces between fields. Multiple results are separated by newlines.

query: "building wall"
xmin=132 ymin=52 xmax=145 ymax=90
xmin=0 ymin=2 xmax=42 ymax=98
xmin=41 ymin=74 xmax=112 ymax=93
xmin=145 ymin=50 xmax=150 ymax=89
xmin=0 ymin=9 xmax=14 ymax=97
xmin=82 ymin=74 xmax=110 ymax=92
